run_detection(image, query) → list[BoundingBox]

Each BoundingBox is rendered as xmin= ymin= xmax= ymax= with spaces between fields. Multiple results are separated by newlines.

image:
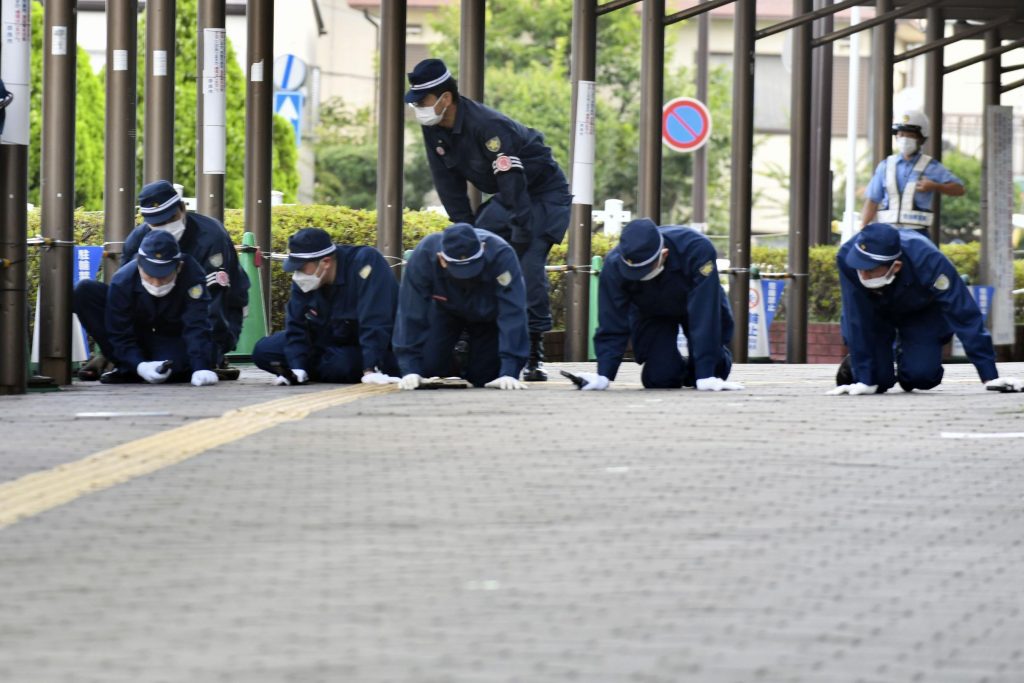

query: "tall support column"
xmin=245 ymin=0 xmax=273 ymax=324
xmin=104 ymin=0 xmax=138 ymax=284
xmin=376 ymin=0 xmax=405 ymax=269
xmin=460 ymin=0 xmax=484 ymax=212
xmin=38 ymin=0 xmax=77 ymax=385
xmin=144 ymin=0 xmax=174 ymax=184
xmin=808 ymin=0 xmax=833 ymax=247
xmin=980 ymin=30 xmax=1001 ymax=296
xmin=566 ymin=0 xmax=596 ymax=362
xmin=729 ymin=0 xmax=755 ymax=362
xmin=638 ymin=0 xmax=664 ymax=222
xmin=870 ymin=0 xmax=894 ymax=167
xmin=786 ymin=0 xmax=812 ymax=364
xmin=197 ymin=0 xmax=226 ymax=222
xmin=983 ymin=30 xmax=1001 ymax=109
xmin=924 ymin=7 xmax=943 ymax=243
xmin=692 ymin=0 xmax=709 ymax=224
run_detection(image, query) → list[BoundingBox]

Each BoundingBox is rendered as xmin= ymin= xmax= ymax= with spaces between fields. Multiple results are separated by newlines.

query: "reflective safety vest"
xmin=876 ymin=153 xmax=934 ymax=229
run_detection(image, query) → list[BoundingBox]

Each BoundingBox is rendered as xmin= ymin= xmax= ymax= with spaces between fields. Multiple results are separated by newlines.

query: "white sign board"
xmin=982 ymin=105 xmax=1015 ymax=346
xmin=570 ymin=80 xmax=596 ymax=206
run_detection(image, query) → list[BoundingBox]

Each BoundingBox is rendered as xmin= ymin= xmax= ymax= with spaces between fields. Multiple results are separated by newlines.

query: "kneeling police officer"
xmin=102 ymin=231 xmax=219 ymax=386
xmin=252 ymin=228 xmax=401 ymax=385
xmin=579 ymin=218 xmax=743 ymax=392
xmin=393 ymin=223 xmax=530 ymax=390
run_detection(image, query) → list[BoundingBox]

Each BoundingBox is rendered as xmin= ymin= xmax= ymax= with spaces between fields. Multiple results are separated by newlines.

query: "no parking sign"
xmin=662 ymin=97 xmax=712 ymax=153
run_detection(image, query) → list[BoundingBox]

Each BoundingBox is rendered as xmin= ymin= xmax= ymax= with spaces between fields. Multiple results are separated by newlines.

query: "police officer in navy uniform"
xmin=74 ymin=179 xmax=249 ymax=380
xmin=394 ymin=223 xmax=530 ymax=390
xmin=252 ymin=228 xmax=401 ymax=386
xmin=103 ymin=231 xmax=219 ymax=386
xmin=831 ymin=222 xmax=1022 ymax=395
xmin=405 ymin=58 xmax=571 ymax=382
xmin=576 ymin=218 xmax=743 ymax=392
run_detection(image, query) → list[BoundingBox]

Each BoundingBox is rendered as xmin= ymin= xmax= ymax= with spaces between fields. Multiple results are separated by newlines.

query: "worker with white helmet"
xmin=861 ymin=109 xmax=965 ymax=234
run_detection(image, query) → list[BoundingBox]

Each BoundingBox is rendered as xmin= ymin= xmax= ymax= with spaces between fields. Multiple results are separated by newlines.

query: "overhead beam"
xmin=665 ymin=0 xmax=736 ymax=27
xmin=755 ymin=0 xmax=861 ymax=40
xmin=813 ymin=0 xmax=937 ymax=48
xmin=944 ymin=36 xmax=1024 ymax=74
xmin=1001 ymin=75 xmax=1024 ymax=92
xmin=596 ymin=0 xmax=641 ymax=16
xmin=893 ymin=15 xmax=1011 ymax=63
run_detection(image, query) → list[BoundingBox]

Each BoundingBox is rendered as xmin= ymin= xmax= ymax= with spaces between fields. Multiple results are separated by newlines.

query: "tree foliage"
xmin=938 ymin=149 xmax=982 ymax=242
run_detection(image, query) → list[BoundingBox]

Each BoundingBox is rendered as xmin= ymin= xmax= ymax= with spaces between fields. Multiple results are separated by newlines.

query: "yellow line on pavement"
xmin=0 ymin=384 xmax=396 ymax=529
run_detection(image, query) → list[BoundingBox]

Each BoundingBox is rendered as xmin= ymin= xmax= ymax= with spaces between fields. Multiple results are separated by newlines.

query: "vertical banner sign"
xmin=951 ymin=286 xmax=995 ymax=358
xmin=202 ymin=28 xmax=227 ymax=175
xmin=571 ymin=80 xmax=596 ymax=206
xmin=1 ymin=0 xmax=31 ymax=145
xmin=983 ymin=106 xmax=1014 ymax=345
xmin=748 ymin=279 xmax=787 ymax=358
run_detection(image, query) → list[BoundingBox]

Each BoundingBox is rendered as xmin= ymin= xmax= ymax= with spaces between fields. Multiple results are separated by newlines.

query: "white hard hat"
xmin=892 ymin=109 xmax=929 ymax=139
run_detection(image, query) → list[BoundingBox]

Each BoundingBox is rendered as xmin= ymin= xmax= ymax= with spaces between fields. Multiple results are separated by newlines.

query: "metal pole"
xmin=38 ymin=0 xmax=76 ymax=385
xmin=893 ymin=15 xmax=1010 ymax=64
xmin=144 ymin=0 xmax=174 ymax=183
xmin=808 ymin=0 xmax=834 ymax=246
xmin=460 ymin=0 xmax=484 ymax=213
xmin=664 ymin=0 xmax=734 ymax=26
xmin=842 ymin=4 xmax=860 ymax=242
xmin=105 ymin=0 xmax=138 ymax=285
xmin=596 ymin=0 xmax=641 ymax=16
xmin=980 ymin=30 xmax=1000 ymax=290
xmin=693 ymin=0 xmax=708 ymax=224
xmin=245 ymin=0 xmax=273 ymax=324
xmin=729 ymin=0 xmax=754 ymax=363
xmin=197 ymin=0 xmax=226 ymax=222
xmin=376 ymin=0 xmax=405 ymax=269
xmin=924 ymin=7 xmax=943 ymax=244
xmin=813 ymin=0 xmax=936 ymax=48
xmin=983 ymin=30 xmax=1001 ymax=107
xmin=870 ymin=0 xmax=893 ymax=168
xmin=566 ymin=0 xmax=596 ymax=362
xmin=786 ymin=0 xmax=812 ymax=364
xmin=755 ymin=0 xmax=860 ymax=39
xmin=945 ymin=35 xmax=1023 ymax=75
xmin=638 ymin=0 xmax=664 ymax=223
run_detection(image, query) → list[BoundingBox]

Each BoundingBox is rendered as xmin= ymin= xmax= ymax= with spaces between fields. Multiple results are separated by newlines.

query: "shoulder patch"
xmin=208 ymin=252 xmax=224 ymax=268
xmin=933 ymin=274 xmax=950 ymax=291
xmin=485 ymin=136 xmax=501 ymax=153
xmin=188 ymin=285 xmax=203 ymax=299
xmin=699 ymin=260 xmax=715 ymax=277
xmin=359 ymin=264 xmax=372 ymax=280
xmin=496 ymin=270 xmax=512 ymax=287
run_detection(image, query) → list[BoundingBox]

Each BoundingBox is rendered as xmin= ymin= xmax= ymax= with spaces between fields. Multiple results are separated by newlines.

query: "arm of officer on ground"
xmin=275 ymin=293 xmax=312 ymax=386
xmin=829 ymin=250 xmax=891 ymax=396
xmin=394 ymin=240 xmax=436 ymax=391
xmin=178 ymin=260 xmax=219 ymax=387
xmin=482 ymin=245 xmax=530 ymax=391
xmin=687 ymin=243 xmax=744 ymax=392
xmin=585 ymin=255 xmax=635 ymax=391
xmin=353 ymin=248 xmax=401 ymax=385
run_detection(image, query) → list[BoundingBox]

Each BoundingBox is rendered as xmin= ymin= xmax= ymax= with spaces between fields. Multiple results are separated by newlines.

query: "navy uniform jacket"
xmin=595 ymin=227 xmax=733 ymax=382
xmin=284 ymin=245 xmax=398 ymax=373
xmin=837 ymin=231 xmax=997 ymax=384
xmin=106 ymin=256 xmax=215 ymax=372
xmin=421 ymin=96 xmax=570 ymax=245
xmin=394 ymin=229 xmax=529 ymax=378
xmin=124 ymin=212 xmax=249 ymax=352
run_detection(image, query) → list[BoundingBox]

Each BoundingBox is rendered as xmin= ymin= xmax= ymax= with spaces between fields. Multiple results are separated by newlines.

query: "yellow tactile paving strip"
xmin=0 ymin=383 xmax=396 ymax=529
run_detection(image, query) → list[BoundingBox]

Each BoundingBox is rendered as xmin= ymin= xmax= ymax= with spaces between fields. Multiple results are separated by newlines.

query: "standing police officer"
xmin=75 ymin=179 xmax=249 ymax=380
xmin=103 ymin=231 xmax=219 ymax=386
xmin=252 ymin=228 xmax=400 ymax=386
xmin=394 ymin=223 xmax=529 ymax=390
xmin=405 ymin=58 xmax=571 ymax=382
xmin=577 ymin=218 xmax=743 ymax=392
xmin=832 ymin=222 xmax=1021 ymax=395
xmin=861 ymin=109 xmax=965 ymax=234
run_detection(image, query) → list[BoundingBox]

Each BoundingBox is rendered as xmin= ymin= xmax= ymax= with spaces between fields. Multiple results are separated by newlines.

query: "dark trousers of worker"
xmin=631 ymin=316 xmax=733 ymax=389
xmin=419 ymin=307 xmax=504 ymax=388
xmin=252 ymin=332 xmax=399 ymax=383
xmin=872 ymin=308 xmax=949 ymax=392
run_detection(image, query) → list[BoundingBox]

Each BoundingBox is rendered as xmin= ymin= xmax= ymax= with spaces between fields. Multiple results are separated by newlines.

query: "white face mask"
xmin=413 ymin=96 xmax=448 ymax=127
xmin=153 ymin=217 xmax=186 ymax=242
xmin=292 ymin=260 xmax=325 ymax=293
xmin=858 ymin=263 xmax=898 ymax=289
xmin=142 ymin=277 xmax=176 ymax=298
xmin=896 ymin=136 xmax=919 ymax=157
xmin=640 ymin=264 xmax=665 ymax=281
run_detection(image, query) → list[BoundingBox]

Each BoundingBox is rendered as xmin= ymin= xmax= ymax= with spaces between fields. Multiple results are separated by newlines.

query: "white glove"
xmin=577 ymin=372 xmax=610 ymax=391
xmin=272 ymin=374 xmax=291 ymax=386
xmin=827 ymin=382 xmax=878 ymax=396
xmin=485 ymin=375 xmax=528 ymax=390
xmin=292 ymin=369 xmax=309 ymax=385
xmin=985 ymin=377 xmax=1023 ymax=392
xmin=361 ymin=371 xmax=400 ymax=385
xmin=272 ymin=368 xmax=309 ymax=386
xmin=190 ymin=369 xmax=218 ymax=387
xmin=696 ymin=377 xmax=745 ymax=392
xmin=137 ymin=360 xmax=172 ymax=384
xmin=399 ymin=373 xmax=423 ymax=391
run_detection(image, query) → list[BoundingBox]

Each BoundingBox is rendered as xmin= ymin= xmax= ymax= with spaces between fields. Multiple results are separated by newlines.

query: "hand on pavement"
xmin=696 ymin=377 xmax=745 ymax=391
xmin=484 ymin=376 xmax=528 ymax=390
xmin=137 ymin=360 xmax=172 ymax=384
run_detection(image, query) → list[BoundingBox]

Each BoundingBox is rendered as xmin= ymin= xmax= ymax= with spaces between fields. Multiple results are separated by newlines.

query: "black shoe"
xmin=99 ymin=368 xmax=139 ymax=384
xmin=835 ymin=355 xmax=853 ymax=386
xmin=77 ymin=354 xmax=110 ymax=381
xmin=523 ymin=332 xmax=548 ymax=382
xmin=215 ymin=366 xmax=240 ymax=381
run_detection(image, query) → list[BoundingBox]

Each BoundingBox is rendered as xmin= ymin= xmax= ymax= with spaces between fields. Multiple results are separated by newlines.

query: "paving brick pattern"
xmin=1 ymin=362 xmax=1023 ymax=682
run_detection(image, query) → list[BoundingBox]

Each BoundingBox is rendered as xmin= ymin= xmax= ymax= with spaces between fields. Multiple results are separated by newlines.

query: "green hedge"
xmin=21 ymin=208 xmax=1024 ymax=338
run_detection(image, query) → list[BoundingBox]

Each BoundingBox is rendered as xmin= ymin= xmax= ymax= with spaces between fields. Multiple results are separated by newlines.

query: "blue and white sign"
xmin=748 ymin=278 xmax=787 ymax=358
xmin=274 ymin=91 xmax=304 ymax=146
xmin=273 ymin=54 xmax=308 ymax=91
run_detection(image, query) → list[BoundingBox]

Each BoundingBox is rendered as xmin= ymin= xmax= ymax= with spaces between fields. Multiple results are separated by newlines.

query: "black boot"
xmin=835 ymin=355 xmax=853 ymax=386
xmin=523 ymin=332 xmax=548 ymax=382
